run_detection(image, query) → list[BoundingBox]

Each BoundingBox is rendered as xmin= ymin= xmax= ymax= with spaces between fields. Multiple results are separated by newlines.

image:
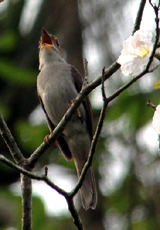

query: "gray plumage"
xmin=37 ymin=28 xmax=97 ymax=210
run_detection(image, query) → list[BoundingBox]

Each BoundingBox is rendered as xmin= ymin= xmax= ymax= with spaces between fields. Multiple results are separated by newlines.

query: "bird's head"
xmin=39 ymin=28 xmax=65 ymax=70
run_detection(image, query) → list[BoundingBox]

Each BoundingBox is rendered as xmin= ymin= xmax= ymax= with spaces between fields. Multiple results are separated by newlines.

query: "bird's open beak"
xmin=40 ymin=28 xmax=53 ymax=48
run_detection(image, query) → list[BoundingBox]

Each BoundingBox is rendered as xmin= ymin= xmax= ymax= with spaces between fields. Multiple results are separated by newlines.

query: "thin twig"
xmin=71 ymin=68 xmax=109 ymax=197
xmin=147 ymin=100 xmax=156 ymax=109
xmin=67 ymin=198 xmax=84 ymax=230
xmin=101 ymin=67 xmax=107 ymax=100
xmin=0 ymin=154 xmax=83 ymax=230
xmin=146 ymin=2 xmax=159 ymax=71
xmin=148 ymin=61 xmax=160 ymax=72
xmin=132 ymin=0 xmax=147 ymax=34
xmin=0 ymin=154 xmax=68 ymax=197
xmin=0 ymin=112 xmax=24 ymax=164
xmin=83 ymin=58 xmax=88 ymax=86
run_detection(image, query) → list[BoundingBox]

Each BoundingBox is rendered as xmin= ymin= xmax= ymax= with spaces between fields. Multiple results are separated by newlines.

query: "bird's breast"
xmin=37 ymin=63 xmax=79 ymax=125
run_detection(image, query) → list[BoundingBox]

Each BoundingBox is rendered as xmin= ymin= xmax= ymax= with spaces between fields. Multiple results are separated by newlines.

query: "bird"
xmin=37 ymin=28 xmax=97 ymax=210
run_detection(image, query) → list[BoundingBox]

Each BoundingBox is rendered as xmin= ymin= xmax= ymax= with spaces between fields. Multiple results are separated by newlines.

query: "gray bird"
xmin=37 ymin=28 xmax=97 ymax=210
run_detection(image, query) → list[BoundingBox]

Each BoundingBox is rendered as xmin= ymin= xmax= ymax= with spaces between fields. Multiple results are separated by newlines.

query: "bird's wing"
xmin=71 ymin=66 xmax=93 ymax=139
xmin=38 ymin=95 xmax=72 ymax=161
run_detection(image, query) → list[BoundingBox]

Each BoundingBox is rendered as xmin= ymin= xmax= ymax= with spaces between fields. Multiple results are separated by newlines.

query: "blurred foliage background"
xmin=0 ymin=0 xmax=160 ymax=229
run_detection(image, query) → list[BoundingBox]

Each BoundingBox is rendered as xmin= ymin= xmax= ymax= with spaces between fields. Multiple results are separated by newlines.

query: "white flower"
xmin=117 ymin=30 xmax=154 ymax=76
xmin=152 ymin=105 xmax=160 ymax=134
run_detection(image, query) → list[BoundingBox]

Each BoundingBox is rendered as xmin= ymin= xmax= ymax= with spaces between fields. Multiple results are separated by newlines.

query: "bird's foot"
xmin=44 ymin=134 xmax=52 ymax=145
xmin=44 ymin=134 xmax=59 ymax=147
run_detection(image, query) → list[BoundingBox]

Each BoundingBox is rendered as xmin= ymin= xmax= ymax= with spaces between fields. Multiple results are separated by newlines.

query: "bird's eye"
xmin=55 ymin=39 xmax=60 ymax=47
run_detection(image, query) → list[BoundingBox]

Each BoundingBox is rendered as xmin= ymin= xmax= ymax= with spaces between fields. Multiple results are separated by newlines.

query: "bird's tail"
xmin=74 ymin=159 xmax=97 ymax=210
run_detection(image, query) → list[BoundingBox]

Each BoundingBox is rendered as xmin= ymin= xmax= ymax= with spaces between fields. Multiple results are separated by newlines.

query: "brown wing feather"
xmin=38 ymin=95 xmax=72 ymax=160
xmin=71 ymin=66 xmax=93 ymax=139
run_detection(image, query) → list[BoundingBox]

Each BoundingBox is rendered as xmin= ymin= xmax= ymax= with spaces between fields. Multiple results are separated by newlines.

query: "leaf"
xmin=153 ymin=80 xmax=160 ymax=89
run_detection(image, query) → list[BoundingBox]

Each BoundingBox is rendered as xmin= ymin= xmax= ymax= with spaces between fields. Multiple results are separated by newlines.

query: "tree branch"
xmin=67 ymin=198 xmax=84 ymax=230
xmin=21 ymin=174 xmax=32 ymax=230
xmin=0 ymin=154 xmax=83 ymax=230
xmin=0 ymin=112 xmax=24 ymax=164
xmin=132 ymin=0 xmax=147 ymax=34
xmin=147 ymin=100 xmax=156 ymax=109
